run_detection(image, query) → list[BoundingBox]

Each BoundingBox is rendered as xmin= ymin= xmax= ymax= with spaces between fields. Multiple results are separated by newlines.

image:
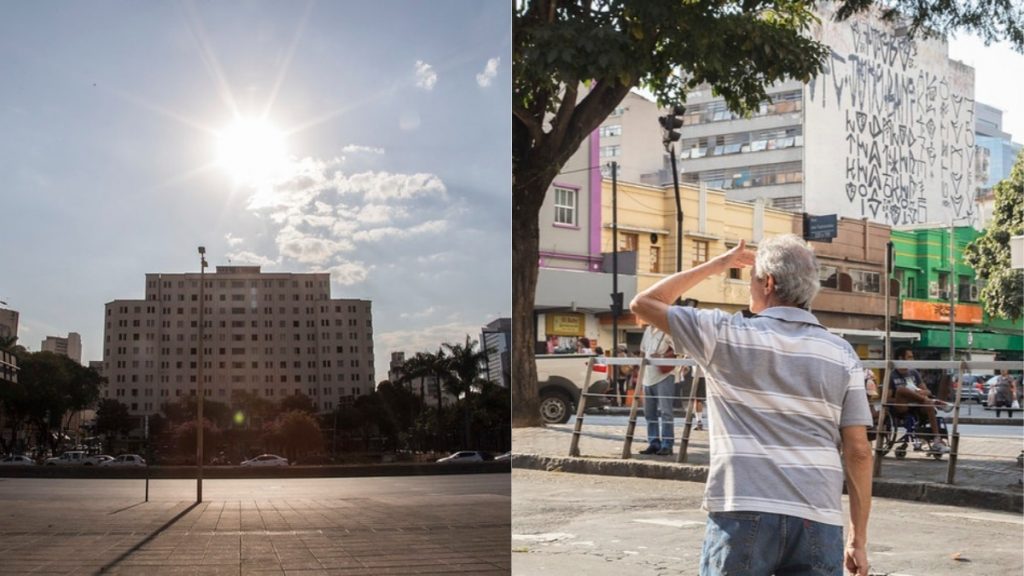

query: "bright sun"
xmin=215 ymin=118 xmax=291 ymax=187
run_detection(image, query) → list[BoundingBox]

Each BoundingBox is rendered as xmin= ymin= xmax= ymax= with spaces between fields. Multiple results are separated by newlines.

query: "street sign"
xmin=804 ymin=214 xmax=838 ymax=243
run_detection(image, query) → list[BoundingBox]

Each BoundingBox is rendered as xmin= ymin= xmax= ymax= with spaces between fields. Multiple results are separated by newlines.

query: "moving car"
xmin=436 ymin=450 xmax=492 ymax=463
xmin=240 ymin=454 xmax=289 ymax=467
xmin=0 ymin=455 xmax=36 ymax=466
xmin=101 ymin=454 xmax=147 ymax=467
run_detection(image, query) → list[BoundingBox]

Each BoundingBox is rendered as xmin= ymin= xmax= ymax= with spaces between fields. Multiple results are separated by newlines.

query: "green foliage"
xmin=280 ymin=392 xmax=316 ymax=415
xmin=173 ymin=419 xmax=222 ymax=461
xmin=275 ymin=410 xmax=323 ymax=458
xmin=95 ymin=398 xmax=134 ymax=438
xmin=834 ymin=0 xmax=1023 ymax=50
xmin=965 ymin=150 xmax=1024 ymax=320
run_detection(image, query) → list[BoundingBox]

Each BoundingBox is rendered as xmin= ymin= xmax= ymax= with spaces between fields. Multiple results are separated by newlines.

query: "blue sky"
xmin=0 ymin=1 xmax=511 ymax=381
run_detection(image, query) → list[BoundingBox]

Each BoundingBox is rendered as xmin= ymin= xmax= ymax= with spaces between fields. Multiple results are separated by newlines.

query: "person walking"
xmin=638 ymin=324 xmax=677 ymax=456
xmin=631 ymin=234 xmax=873 ymax=576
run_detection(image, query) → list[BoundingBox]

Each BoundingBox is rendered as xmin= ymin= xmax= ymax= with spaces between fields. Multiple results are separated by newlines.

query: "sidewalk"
xmin=513 ymin=422 xmax=1024 ymax=513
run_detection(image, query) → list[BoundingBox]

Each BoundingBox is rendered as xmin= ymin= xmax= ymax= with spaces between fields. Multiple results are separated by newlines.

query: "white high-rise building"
xmin=41 ymin=332 xmax=82 ymax=364
xmin=103 ymin=266 xmax=374 ymax=416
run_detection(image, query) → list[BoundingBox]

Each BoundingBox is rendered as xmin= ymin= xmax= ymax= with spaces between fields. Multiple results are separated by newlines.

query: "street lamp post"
xmin=196 ymin=246 xmax=207 ymax=502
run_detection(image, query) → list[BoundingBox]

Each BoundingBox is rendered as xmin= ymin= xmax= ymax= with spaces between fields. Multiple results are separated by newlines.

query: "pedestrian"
xmin=631 ymin=234 xmax=873 ymax=576
xmin=638 ymin=324 xmax=677 ymax=456
xmin=991 ymin=369 xmax=1016 ymax=418
xmin=614 ymin=343 xmax=633 ymax=407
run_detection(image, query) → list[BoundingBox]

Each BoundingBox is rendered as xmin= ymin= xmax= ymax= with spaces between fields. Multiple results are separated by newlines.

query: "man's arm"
xmin=841 ymin=425 xmax=873 ymax=576
xmin=630 ymin=240 xmax=756 ymax=333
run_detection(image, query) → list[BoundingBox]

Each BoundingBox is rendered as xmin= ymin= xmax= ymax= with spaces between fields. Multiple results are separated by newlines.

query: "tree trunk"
xmin=511 ymin=178 xmax=545 ymax=427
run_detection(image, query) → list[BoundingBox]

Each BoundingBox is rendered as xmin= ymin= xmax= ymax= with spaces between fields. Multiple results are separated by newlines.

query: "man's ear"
xmin=764 ymin=274 xmax=775 ymax=295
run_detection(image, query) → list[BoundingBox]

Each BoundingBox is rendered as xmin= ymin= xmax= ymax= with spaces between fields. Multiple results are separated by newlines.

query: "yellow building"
xmin=597 ymin=179 xmax=798 ymax=349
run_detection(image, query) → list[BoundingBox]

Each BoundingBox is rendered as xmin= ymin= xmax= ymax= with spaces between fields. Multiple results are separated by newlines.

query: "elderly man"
xmin=631 ymin=235 xmax=873 ymax=576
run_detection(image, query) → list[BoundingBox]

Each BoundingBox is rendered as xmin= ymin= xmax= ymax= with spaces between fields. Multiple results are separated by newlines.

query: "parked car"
xmin=101 ymin=454 xmax=147 ymax=467
xmin=0 ymin=455 xmax=37 ymax=466
xmin=44 ymin=451 xmax=87 ymax=466
xmin=82 ymin=454 xmax=114 ymax=466
xmin=956 ymin=375 xmax=986 ymax=403
xmin=240 ymin=454 xmax=289 ymax=467
xmin=436 ymin=450 xmax=492 ymax=463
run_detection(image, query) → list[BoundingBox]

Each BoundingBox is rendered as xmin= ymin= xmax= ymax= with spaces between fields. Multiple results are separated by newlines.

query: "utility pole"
xmin=611 ymin=162 xmax=622 ymax=404
xmin=949 ymin=222 xmax=956 ymax=362
xmin=196 ymin=246 xmax=207 ymax=503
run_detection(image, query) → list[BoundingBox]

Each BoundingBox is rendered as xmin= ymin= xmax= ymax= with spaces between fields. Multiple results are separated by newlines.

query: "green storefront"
xmin=891 ymin=227 xmax=1023 ymax=361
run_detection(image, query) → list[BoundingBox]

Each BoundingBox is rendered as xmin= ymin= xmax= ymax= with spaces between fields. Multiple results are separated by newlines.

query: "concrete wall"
xmin=804 ymin=4 xmax=976 ymax=227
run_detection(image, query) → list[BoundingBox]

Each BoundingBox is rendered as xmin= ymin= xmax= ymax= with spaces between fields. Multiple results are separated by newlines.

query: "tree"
xmin=398 ymin=349 xmax=449 ymax=415
xmin=280 ymin=392 xmax=317 ymax=415
xmin=512 ymin=0 xmax=1023 ymax=426
xmin=94 ymin=399 xmax=134 ymax=449
xmin=965 ymin=150 xmax=1024 ymax=320
xmin=230 ymin=389 xmax=278 ymax=429
xmin=12 ymin=351 xmax=101 ymax=451
xmin=275 ymin=410 xmax=323 ymax=460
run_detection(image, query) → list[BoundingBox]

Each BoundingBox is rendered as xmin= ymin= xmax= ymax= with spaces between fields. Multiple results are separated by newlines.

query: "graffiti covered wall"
xmin=804 ymin=5 xmax=975 ymax=226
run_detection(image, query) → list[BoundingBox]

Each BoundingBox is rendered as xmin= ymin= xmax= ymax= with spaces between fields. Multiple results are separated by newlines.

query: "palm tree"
xmin=442 ymin=336 xmax=491 ymax=399
xmin=397 ymin=349 xmax=450 ymax=451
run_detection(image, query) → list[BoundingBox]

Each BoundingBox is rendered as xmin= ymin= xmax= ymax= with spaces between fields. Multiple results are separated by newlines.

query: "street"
xmin=575 ymin=414 xmax=1024 ymax=438
xmin=512 ymin=469 xmax=1024 ymax=576
xmin=0 ymin=474 xmax=511 ymax=575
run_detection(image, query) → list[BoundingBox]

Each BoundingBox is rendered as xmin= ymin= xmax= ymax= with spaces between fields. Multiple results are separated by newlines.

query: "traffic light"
xmin=606 ymin=291 xmax=622 ymax=313
xmin=658 ymin=104 xmax=685 ymax=145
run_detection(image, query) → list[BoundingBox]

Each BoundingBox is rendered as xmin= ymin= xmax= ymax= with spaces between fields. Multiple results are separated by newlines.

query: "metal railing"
xmin=568 ymin=356 xmax=1022 ymax=485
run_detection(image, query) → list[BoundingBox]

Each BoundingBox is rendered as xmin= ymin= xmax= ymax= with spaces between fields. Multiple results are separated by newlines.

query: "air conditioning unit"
xmin=969 ymin=285 xmax=979 ymax=301
xmin=928 ymin=282 xmax=939 ymax=298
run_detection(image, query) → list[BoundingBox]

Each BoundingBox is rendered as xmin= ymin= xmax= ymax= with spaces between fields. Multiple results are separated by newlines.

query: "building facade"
xmin=481 ymin=318 xmax=511 ymax=388
xmin=102 ymin=266 xmax=374 ymax=416
xmin=0 ymin=307 xmax=18 ymax=343
xmin=41 ymin=332 xmax=82 ymax=364
xmin=892 ymin=226 xmax=1023 ymax=361
xmin=592 ymin=5 xmax=977 ymax=227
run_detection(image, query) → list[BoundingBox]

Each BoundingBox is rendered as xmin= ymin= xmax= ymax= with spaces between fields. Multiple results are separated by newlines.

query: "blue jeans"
xmin=700 ymin=511 xmax=843 ymax=576
xmin=643 ymin=375 xmax=675 ymax=449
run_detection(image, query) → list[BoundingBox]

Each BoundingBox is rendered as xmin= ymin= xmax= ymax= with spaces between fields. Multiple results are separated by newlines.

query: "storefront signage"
xmin=901 ymin=299 xmax=983 ymax=324
xmin=545 ymin=313 xmax=585 ymax=336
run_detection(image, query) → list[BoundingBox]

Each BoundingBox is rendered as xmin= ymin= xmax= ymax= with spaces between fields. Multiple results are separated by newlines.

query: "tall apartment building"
xmin=481 ymin=318 xmax=511 ymax=388
xmin=103 ymin=266 xmax=374 ymax=416
xmin=594 ymin=4 xmax=976 ymax=227
xmin=41 ymin=332 xmax=82 ymax=364
xmin=0 ymin=307 xmax=18 ymax=342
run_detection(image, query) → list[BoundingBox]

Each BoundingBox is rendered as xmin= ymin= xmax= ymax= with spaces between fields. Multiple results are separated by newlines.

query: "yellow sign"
xmin=546 ymin=313 xmax=585 ymax=336
xmin=902 ymin=299 xmax=983 ymax=324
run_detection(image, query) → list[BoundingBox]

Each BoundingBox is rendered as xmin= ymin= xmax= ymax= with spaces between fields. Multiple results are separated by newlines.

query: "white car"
xmin=101 ymin=454 xmax=147 ymax=467
xmin=44 ymin=451 xmax=87 ymax=466
xmin=83 ymin=454 xmax=114 ymax=466
xmin=436 ymin=451 xmax=489 ymax=463
xmin=240 ymin=454 xmax=289 ymax=467
xmin=0 ymin=455 xmax=36 ymax=466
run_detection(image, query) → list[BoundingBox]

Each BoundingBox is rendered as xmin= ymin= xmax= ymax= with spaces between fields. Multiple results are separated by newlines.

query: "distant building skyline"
xmin=41 ymin=332 xmax=82 ymax=364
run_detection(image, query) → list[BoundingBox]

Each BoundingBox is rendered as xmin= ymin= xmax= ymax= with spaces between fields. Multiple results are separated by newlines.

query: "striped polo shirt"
xmin=667 ymin=305 xmax=872 ymax=526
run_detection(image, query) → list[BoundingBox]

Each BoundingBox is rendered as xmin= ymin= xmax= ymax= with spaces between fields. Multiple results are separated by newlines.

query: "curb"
xmin=513 ymin=454 xmax=1022 ymax=514
xmin=0 ymin=461 xmax=511 ymax=480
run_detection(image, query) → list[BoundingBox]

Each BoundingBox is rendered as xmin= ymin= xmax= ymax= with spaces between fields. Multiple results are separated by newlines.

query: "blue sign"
xmin=804 ymin=214 xmax=838 ymax=242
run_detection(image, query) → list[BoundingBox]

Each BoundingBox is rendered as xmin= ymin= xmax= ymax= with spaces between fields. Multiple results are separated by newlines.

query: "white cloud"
xmin=414 ymin=60 xmax=437 ymax=90
xmin=225 ymin=250 xmax=277 ymax=267
xmin=476 ymin=57 xmax=500 ymax=88
xmin=224 ymin=233 xmax=244 ymax=247
xmin=324 ymin=261 xmax=369 ymax=286
xmin=232 ymin=157 xmax=452 ymax=283
xmin=342 ymin=144 xmax=385 ymax=155
xmin=376 ymin=321 xmax=484 ymax=361
xmin=399 ymin=306 xmax=437 ymax=320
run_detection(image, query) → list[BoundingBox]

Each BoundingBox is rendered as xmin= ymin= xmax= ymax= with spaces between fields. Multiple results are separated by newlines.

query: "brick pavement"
xmin=0 ymin=481 xmax=510 ymax=575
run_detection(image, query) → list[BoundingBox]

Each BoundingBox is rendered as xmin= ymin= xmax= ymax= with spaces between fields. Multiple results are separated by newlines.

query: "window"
xmin=599 ymin=124 xmax=622 ymax=137
xmin=649 ymin=246 xmax=661 ymax=274
xmin=553 ymin=186 xmax=578 ymax=226
xmin=851 ymin=270 xmax=880 ymax=293
xmin=619 ymin=232 xmax=638 ymax=252
xmin=819 ymin=265 xmax=838 ymax=289
xmin=693 ymin=241 xmax=709 ymax=267
xmin=600 ymin=145 xmax=621 ymax=157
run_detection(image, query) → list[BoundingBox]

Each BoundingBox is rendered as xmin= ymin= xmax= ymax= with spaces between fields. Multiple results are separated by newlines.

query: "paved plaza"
xmin=0 ymin=475 xmax=511 ymax=575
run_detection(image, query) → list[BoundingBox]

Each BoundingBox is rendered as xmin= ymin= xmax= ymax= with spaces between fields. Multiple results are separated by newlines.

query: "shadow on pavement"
xmin=97 ymin=501 xmax=200 ymax=574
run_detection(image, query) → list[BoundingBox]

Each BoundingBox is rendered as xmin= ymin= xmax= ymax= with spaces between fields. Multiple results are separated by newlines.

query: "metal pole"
xmin=611 ymin=161 xmax=620 ymax=405
xmin=873 ymin=241 xmax=895 ymax=477
xmin=949 ymin=223 xmax=956 ymax=361
xmin=670 ymin=145 xmax=682 ymax=273
xmin=196 ymin=247 xmax=207 ymax=503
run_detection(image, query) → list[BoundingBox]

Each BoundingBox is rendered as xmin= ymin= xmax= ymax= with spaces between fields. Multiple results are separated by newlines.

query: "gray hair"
xmin=754 ymin=234 xmax=820 ymax=308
